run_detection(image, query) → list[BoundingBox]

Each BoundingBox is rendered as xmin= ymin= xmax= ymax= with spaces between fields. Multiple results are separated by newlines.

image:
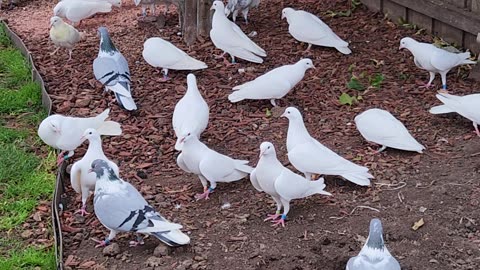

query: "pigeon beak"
xmin=180 ymin=137 xmax=185 ymax=144
xmin=280 ymin=112 xmax=287 ymax=118
xmin=399 ymin=45 xmax=404 ymax=50
xmin=281 ymin=14 xmax=285 ymax=19
xmin=210 ymin=5 xmax=214 ymax=10
xmin=80 ymin=135 xmax=86 ymax=141
xmin=259 ymin=150 xmax=265 ymax=157
xmin=88 ymin=168 xmax=93 ymax=173
xmin=312 ymin=65 xmax=316 ymax=70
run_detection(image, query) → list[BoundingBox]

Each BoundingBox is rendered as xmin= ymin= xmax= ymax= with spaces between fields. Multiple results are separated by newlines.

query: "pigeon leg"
xmin=161 ymin=68 xmax=170 ymax=81
xmin=68 ymin=49 xmax=73 ymax=61
xmin=74 ymin=204 xmax=89 ymax=216
xmin=374 ymin=145 xmax=387 ymax=154
xmin=304 ymin=172 xmax=312 ymax=181
xmin=272 ymin=199 xmax=290 ymax=227
xmin=419 ymin=72 xmax=435 ymax=88
xmin=56 ymin=151 xmax=66 ymax=164
xmin=305 ymin=43 xmax=312 ymax=52
xmin=50 ymin=47 xmax=60 ymax=56
xmin=129 ymin=235 xmax=145 ymax=247
xmin=92 ymin=230 xmax=116 ymax=248
xmin=232 ymin=10 xmax=238 ymax=22
xmin=270 ymin=99 xmax=278 ymax=107
xmin=264 ymin=196 xmax=282 ymax=221
xmin=196 ymin=187 xmax=214 ymax=200
xmin=242 ymin=9 xmax=249 ymax=24
xmin=438 ymin=72 xmax=449 ymax=93
xmin=214 ymin=52 xmax=226 ymax=59
xmin=473 ymin=122 xmax=480 ymax=137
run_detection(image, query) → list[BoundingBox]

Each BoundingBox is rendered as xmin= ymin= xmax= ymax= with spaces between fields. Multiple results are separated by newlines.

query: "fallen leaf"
xmin=412 ymin=218 xmax=425 ymax=231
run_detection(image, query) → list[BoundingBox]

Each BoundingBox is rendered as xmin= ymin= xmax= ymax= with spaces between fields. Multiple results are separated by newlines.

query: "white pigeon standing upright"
xmin=355 ymin=108 xmax=425 ymax=153
xmin=37 ymin=108 xmax=121 ymax=165
xmin=250 ymin=142 xmax=331 ymax=227
xmin=346 ymin=218 xmax=401 ymax=270
xmin=172 ymin=74 xmax=209 ymax=151
xmin=53 ymin=0 xmax=112 ymax=25
xmin=228 ymin=58 xmax=315 ymax=106
xmin=210 ymin=0 xmax=266 ymax=65
xmin=70 ymin=129 xmax=119 ymax=216
xmin=282 ymin=107 xmax=372 ymax=186
xmin=142 ymin=37 xmax=207 ymax=81
xmin=49 ymin=16 xmax=86 ymax=61
xmin=89 ymin=159 xmax=190 ymax=248
xmin=399 ymin=37 xmax=476 ymax=90
xmin=281 ymin=7 xmax=351 ymax=54
xmin=224 ymin=0 xmax=261 ymax=24
xmin=176 ymin=132 xmax=253 ymax=200
xmin=93 ymin=27 xmax=137 ymax=111
xmin=429 ymin=92 xmax=480 ymax=136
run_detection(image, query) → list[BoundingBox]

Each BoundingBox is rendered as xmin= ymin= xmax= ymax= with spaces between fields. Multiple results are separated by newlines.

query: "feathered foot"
xmin=264 ymin=212 xmax=280 ymax=222
xmin=272 ymin=215 xmax=286 ymax=227
xmin=74 ymin=205 xmax=89 ymax=216
xmin=195 ymin=187 xmax=213 ymax=200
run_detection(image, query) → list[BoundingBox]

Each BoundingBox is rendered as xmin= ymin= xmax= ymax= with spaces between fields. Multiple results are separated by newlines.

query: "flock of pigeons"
xmin=37 ymin=0 xmax=480 ymax=268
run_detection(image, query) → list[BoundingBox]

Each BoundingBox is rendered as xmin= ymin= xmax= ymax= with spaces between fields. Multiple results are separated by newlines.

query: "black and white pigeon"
xmin=89 ymin=159 xmax=190 ymax=248
xmin=346 ymin=218 xmax=401 ymax=270
xmin=93 ymin=27 xmax=137 ymax=111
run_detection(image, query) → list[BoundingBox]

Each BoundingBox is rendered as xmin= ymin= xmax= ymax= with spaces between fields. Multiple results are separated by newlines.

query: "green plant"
xmin=347 ymin=75 xmax=365 ymax=91
xmin=338 ymin=93 xmax=362 ymax=106
xmin=325 ymin=0 xmax=362 ymax=18
xmin=368 ymin=73 xmax=385 ymax=88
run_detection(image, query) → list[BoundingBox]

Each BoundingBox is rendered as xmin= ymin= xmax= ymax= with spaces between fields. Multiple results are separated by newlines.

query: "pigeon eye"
xmin=267 ymin=146 xmax=271 ymax=149
xmin=188 ymin=132 xmax=191 ymax=136
xmin=89 ymin=132 xmax=92 ymax=135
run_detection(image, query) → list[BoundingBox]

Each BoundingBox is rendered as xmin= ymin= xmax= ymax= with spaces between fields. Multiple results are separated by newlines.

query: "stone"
xmin=153 ymin=244 xmax=171 ymax=257
xmin=145 ymin=256 xmax=163 ymax=267
xmin=102 ymin=243 xmax=120 ymax=257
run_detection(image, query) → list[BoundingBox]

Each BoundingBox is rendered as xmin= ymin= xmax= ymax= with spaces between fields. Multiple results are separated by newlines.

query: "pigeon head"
xmin=179 ymin=131 xmax=195 ymax=144
xmin=49 ymin=16 xmax=63 ymax=27
xmin=281 ymin=107 xmax=303 ymax=121
xmin=38 ymin=115 xmax=62 ymax=147
xmin=98 ymin=27 xmax=117 ymax=53
xmin=211 ymin=1 xmax=225 ymax=11
xmin=111 ymin=0 xmax=122 ymax=7
xmin=298 ymin=58 xmax=315 ymax=70
xmin=281 ymin=7 xmax=295 ymax=20
xmin=259 ymin=142 xmax=276 ymax=158
xmin=53 ymin=2 xmax=66 ymax=17
xmin=90 ymin=159 xmax=117 ymax=180
xmin=81 ymin=128 xmax=100 ymax=142
xmin=366 ymin=218 xmax=385 ymax=250
xmin=399 ymin=37 xmax=416 ymax=50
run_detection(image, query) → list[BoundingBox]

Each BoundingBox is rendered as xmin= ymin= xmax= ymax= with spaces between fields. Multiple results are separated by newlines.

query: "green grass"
xmin=0 ymin=23 xmax=56 ymax=269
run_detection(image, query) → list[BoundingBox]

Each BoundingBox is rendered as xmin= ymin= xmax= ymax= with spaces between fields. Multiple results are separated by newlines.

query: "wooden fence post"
xmin=181 ymin=0 xmax=212 ymax=45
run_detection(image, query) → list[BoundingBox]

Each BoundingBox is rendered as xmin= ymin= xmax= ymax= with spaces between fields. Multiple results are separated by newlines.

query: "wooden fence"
xmin=361 ymin=0 xmax=480 ymax=53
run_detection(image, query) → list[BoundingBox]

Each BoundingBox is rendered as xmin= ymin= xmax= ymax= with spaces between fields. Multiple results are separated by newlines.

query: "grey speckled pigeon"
xmin=224 ymin=0 xmax=260 ymax=24
xmin=346 ymin=218 xmax=401 ymax=270
xmin=90 ymin=159 xmax=190 ymax=248
xmin=93 ymin=27 xmax=137 ymax=111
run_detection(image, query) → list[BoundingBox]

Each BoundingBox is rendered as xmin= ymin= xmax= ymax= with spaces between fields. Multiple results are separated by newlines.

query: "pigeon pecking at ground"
xmin=93 ymin=27 xmax=137 ymax=111
xmin=49 ymin=16 xmax=85 ymax=61
xmin=176 ymin=132 xmax=253 ymax=200
xmin=399 ymin=37 xmax=476 ymax=91
xmin=90 ymin=159 xmax=190 ymax=248
xmin=355 ymin=108 xmax=425 ymax=153
xmin=282 ymin=107 xmax=373 ymax=186
xmin=172 ymin=74 xmax=209 ymax=151
xmin=142 ymin=37 xmax=207 ymax=81
xmin=37 ymin=108 xmax=121 ymax=165
xmin=282 ymin=7 xmax=351 ymax=54
xmin=429 ymin=92 xmax=480 ymax=136
xmin=70 ymin=128 xmax=119 ymax=216
xmin=346 ymin=218 xmax=401 ymax=270
xmin=224 ymin=0 xmax=260 ymax=24
xmin=250 ymin=142 xmax=331 ymax=227
xmin=210 ymin=0 xmax=266 ymax=65
xmin=228 ymin=58 xmax=315 ymax=106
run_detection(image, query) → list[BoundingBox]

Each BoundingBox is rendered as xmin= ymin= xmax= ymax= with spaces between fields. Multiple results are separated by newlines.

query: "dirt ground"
xmin=2 ymin=0 xmax=480 ymax=269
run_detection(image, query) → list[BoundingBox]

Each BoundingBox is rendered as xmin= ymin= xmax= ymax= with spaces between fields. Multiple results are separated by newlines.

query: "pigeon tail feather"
xmin=305 ymin=179 xmax=332 ymax=197
xmin=335 ymin=46 xmax=352 ymax=55
xmin=151 ymin=230 xmax=190 ymax=246
xmin=97 ymin=121 xmax=122 ymax=136
xmin=341 ymin=172 xmax=372 ymax=186
xmin=429 ymin=105 xmax=454 ymax=114
xmin=227 ymin=90 xmax=245 ymax=103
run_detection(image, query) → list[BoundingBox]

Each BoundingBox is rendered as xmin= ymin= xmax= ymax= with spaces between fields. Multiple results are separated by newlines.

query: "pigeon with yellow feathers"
xmin=49 ymin=16 xmax=86 ymax=60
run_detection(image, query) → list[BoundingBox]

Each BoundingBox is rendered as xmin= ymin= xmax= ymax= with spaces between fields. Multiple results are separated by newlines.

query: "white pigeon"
xmin=228 ymin=58 xmax=315 ymax=106
xmin=346 ymin=218 xmax=401 ymax=270
xmin=282 ymin=107 xmax=372 ymax=186
xmin=53 ymin=0 xmax=112 ymax=25
xmin=355 ymin=108 xmax=425 ymax=153
xmin=70 ymin=129 xmax=119 ymax=216
xmin=176 ymin=132 xmax=253 ymax=200
xmin=90 ymin=159 xmax=190 ymax=248
xmin=62 ymin=0 xmax=122 ymax=8
xmin=49 ymin=16 xmax=86 ymax=60
xmin=399 ymin=37 xmax=476 ymax=90
xmin=429 ymin=92 xmax=480 ymax=136
xmin=142 ymin=37 xmax=207 ymax=81
xmin=133 ymin=0 xmax=175 ymax=17
xmin=210 ymin=0 xmax=266 ymax=64
xmin=93 ymin=27 xmax=137 ymax=111
xmin=250 ymin=142 xmax=331 ymax=227
xmin=37 ymin=108 xmax=121 ymax=165
xmin=282 ymin=7 xmax=351 ymax=54
xmin=172 ymin=74 xmax=209 ymax=151
xmin=224 ymin=0 xmax=260 ymax=24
